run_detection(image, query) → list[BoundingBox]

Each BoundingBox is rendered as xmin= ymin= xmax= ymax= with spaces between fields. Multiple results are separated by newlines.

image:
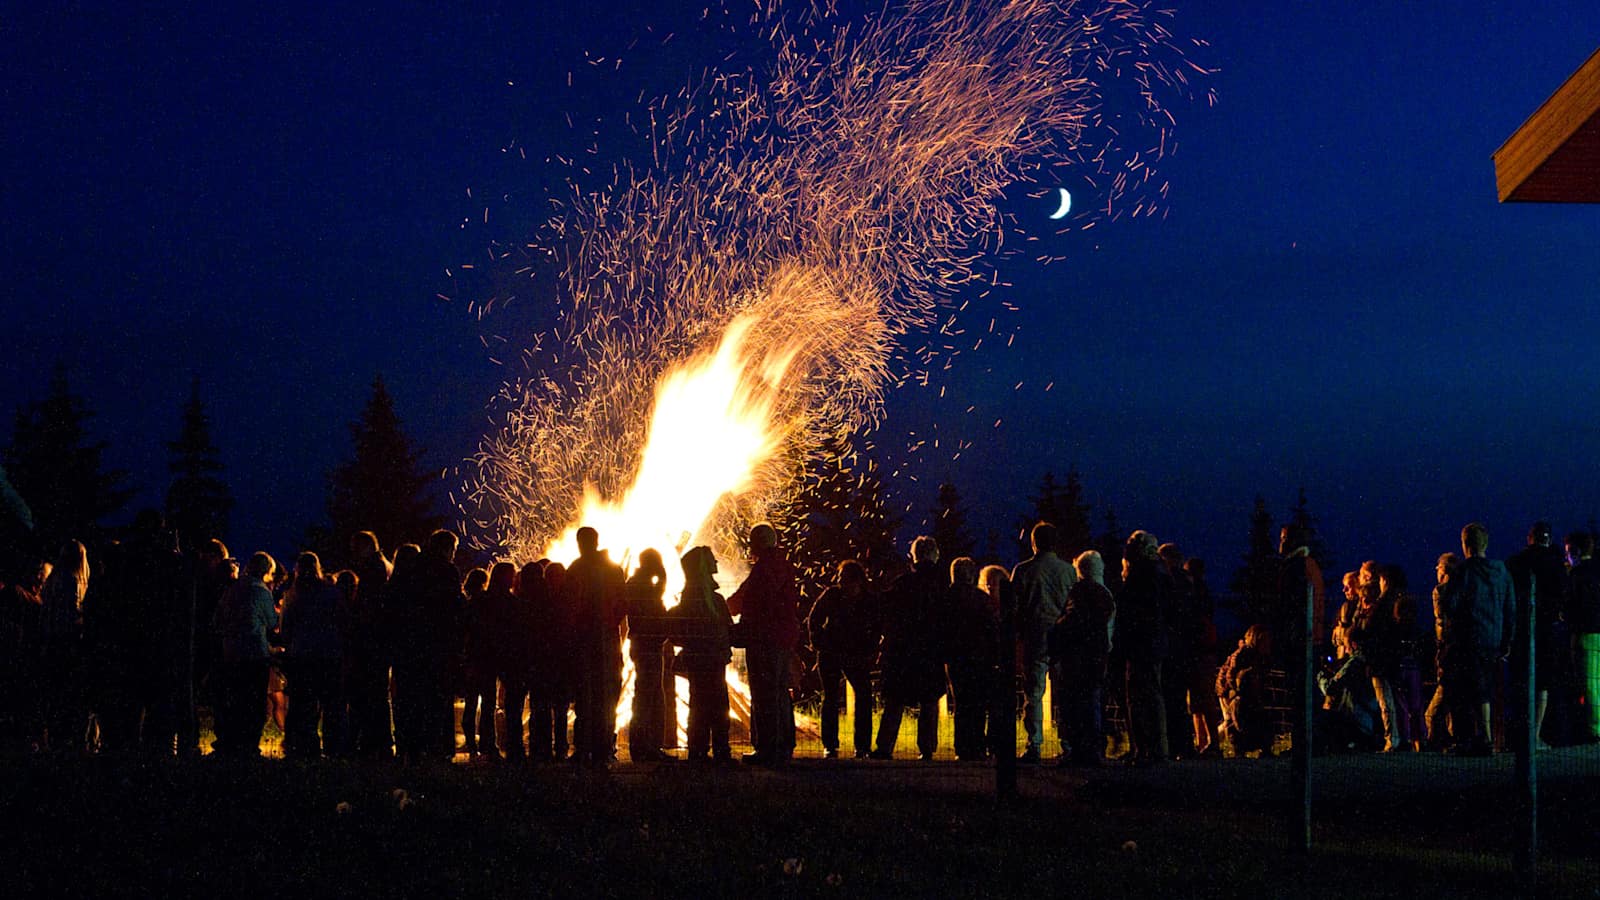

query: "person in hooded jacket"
xmin=728 ymin=523 xmax=801 ymax=766
xmin=671 ymin=546 xmax=733 ymax=763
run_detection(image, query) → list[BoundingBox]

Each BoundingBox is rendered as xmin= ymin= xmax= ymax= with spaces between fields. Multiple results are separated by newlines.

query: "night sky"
xmin=4 ymin=1 xmax=1598 ymax=587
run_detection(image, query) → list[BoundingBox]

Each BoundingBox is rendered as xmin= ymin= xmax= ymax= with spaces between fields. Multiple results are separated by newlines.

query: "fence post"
xmin=996 ymin=581 xmax=1018 ymax=803
xmin=1514 ymin=574 xmax=1537 ymax=887
xmin=1290 ymin=578 xmax=1313 ymax=853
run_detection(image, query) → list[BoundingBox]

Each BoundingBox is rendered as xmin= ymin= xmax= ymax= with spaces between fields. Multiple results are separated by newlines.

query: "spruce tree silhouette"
xmin=165 ymin=377 xmax=233 ymax=550
xmin=929 ymin=482 xmax=975 ymax=562
xmin=325 ymin=376 xmax=443 ymax=561
xmin=4 ymin=364 xmax=131 ymax=547
xmin=1015 ymin=468 xmax=1093 ymax=560
xmin=1230 ymin=495 xmax=1279 ymax=626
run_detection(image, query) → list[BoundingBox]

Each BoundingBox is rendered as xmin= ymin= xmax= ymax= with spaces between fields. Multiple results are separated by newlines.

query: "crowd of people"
xmin=1 ymin=510 xmax=1595 ymax=767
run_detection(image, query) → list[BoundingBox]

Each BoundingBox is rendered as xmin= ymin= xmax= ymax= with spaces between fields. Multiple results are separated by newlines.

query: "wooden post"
xmin=1514 ymin=575 xmax=1538 ymax=887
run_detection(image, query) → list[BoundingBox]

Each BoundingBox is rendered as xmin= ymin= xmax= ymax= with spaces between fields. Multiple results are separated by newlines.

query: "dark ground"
xmin=2 ymin=745 xmax=1596 ymax=899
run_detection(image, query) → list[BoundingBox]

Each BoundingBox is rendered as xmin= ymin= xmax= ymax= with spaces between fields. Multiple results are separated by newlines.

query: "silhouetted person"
xmin=92 ymin=510 xmax=185 ymax=753
xmin=672 ymin=546 xmax=732 ymax=763
xmin=1346 ymin=561 xmax=1401 ymax=752
xmin=1 ymin=554 xmax=46 ymax=749
xmin=1118 ymin=530 xmax=1172 ymax=765
xmin=729 ymin=523 xmax=800 ymax=766
xmin=808 ymin=560 xmax=879 ymax=759
xmin=625 ymin=548 xmax=670 ymax=762
xmin=872 ymin=536 xmax=947 ymax=760
xmin=978 ymin=565 xmax=1014 ymax=758
xmin=565 ymin=527 xmax=626 ymax=767
xmin=391 ymin=531 xmax=465 ymax=762
xmin=1049 ymin=550 xmax=1115 ymax=766
xmin=464 ymin=561 xmax=521 ymax=760
xmin=1381 ymin=564 xmax=1422 ymax=751
xmin=523 ymin=561 xmax=573 ymax=762
xmin=1011 ymin=521 xmax=1075 ymax=762
xmin=344 ymin=531 xmax=393 ymax=757
xmin=172 ymin=538 xmax=234 ymax=757
xmin=281 ymin=552 xmax=346 ymax=758
xmin=1566 ymin=531 xmax=1600 ymax=744
xmin=1424 ymin=553 xmax=1461 ymax=748
xmin=39 ymin=540 xmax=89 ymax=752
xmin=1184 ymin=557 xmax=1221 ymax=756
xmin=1158 ymin=543 xmax=1196 ymax=758
xmin=1506 ymin=521 xmax=1568 ymax=747
xmin=211 ymin=552 xmax=278 ymax=757
xmin=486 ymin=560 xmax=531 ymax=755
xmin=945 ymin=556 xmax=999 ymax=761
xmin=1436 ymin=522 xmax=1515 ymax=755
xmin=1217 ymin=625 xmax=1274 ymax=756
xmin=1316 ymin=643 xmax=1383 ymax=753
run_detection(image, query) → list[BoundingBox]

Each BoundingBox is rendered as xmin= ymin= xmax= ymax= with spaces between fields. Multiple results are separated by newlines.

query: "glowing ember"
xmin=461 ymin=0 xmax=1202 ymax=750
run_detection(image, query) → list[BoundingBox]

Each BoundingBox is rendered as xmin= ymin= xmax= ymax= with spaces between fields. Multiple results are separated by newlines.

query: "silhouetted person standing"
xmin=945 ymin=556 xmax=999 ymax=761
xmin=211 ymin=552 xmax=278 ymax=757
xmin=1565 ymin=531 xmax=1600 ymax=744
xmin=1011 ymin=521 xmax=1075 ymax=762
xmin=1437 ymin=522 xmax=1516 ymax=755
xmin=1506 ymin=521 xmax=1567 ymax=747
xmin=345 ymin=531 xmax=393 ymax=757
xmin=565 ymin=527 xmax=626 ymax=767
xmin=523 ymin=561 xmax=573 ymax=762
xmin=1050 ymin=551 xmax=1115 ymax=766
xmin=729 ymin=523 xmax=800 ymax=766
xmin=391 ymin=531 xmax=465 ymax=762
xmin=1118 ymin=530 xmax=1172 ymax=765
xmin=672 ymin=546 xmax=732 ymax=763
xmin=808 ymin=560 xmax=879 ymax=759
xmin=280 ymin=552 xmax=346 ymax=759
xmin=872 ymin=536 xmax=948 ymax=760
xmin=464 ymin=562 xmax=520 ymax=759
xmin=1159 ymin=543 xmax=1196 ymax=758
xmin=625 ymin=548 xmax=670 ymax=762
xmin=39 ymin=540 xmax=89 ymax=752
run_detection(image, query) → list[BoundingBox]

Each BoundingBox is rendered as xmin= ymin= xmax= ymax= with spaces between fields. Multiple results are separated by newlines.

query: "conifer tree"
xmin=4 ymin=364 xmax=131 ymax=547
xmin=1095 ymin=507 xmax=1126 ymax=590
xmin=1286 ymin=486 xmax=1333 ymax=574
xmin=929 ymin=481 xmax=975 ymax=563
xmin=1015 ymin=468 xmax=1093 ymax=560
xmin=1230 ymin=494 xmax=1279 ymax=624
xmin=326 ymin=376 xmax=443 ymax=559
xmin=165 ymin=377 xmax=233 ymax=549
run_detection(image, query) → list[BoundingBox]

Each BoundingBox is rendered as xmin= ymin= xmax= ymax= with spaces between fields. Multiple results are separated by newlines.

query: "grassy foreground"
xmin=0 ymin=754 xmax=1594 ymax=899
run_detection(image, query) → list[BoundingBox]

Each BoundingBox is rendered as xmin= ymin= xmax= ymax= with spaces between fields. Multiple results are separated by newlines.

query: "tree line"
xmin=3 ymin=366 xmax=442 ymax=571
xmin=3 ymin=366 xmax=1335 ymax=624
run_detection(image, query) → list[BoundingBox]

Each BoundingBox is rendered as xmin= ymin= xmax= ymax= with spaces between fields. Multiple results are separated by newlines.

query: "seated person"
xmin=1216 ymin=625 xmax=1275 ymax=756
xmin=1316 ymin=652 xmax=1383 ymax=753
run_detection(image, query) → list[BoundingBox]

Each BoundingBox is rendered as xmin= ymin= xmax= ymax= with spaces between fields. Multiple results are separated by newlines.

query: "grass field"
xmin=3 ymin=749 xmax=1596 ymax=899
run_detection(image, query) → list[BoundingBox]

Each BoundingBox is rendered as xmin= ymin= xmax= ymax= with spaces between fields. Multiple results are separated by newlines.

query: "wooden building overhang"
xmin=1494 ymin=46 xmax=1600 ymax=203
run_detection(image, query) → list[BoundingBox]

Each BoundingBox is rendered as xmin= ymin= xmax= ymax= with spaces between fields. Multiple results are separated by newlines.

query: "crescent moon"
xmin=1049 ymin=187 xmax=1073 ymax=220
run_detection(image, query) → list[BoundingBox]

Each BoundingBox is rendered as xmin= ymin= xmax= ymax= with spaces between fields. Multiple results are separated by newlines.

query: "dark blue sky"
xmin=4 ymin=2 xmax=1598 ymax=585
